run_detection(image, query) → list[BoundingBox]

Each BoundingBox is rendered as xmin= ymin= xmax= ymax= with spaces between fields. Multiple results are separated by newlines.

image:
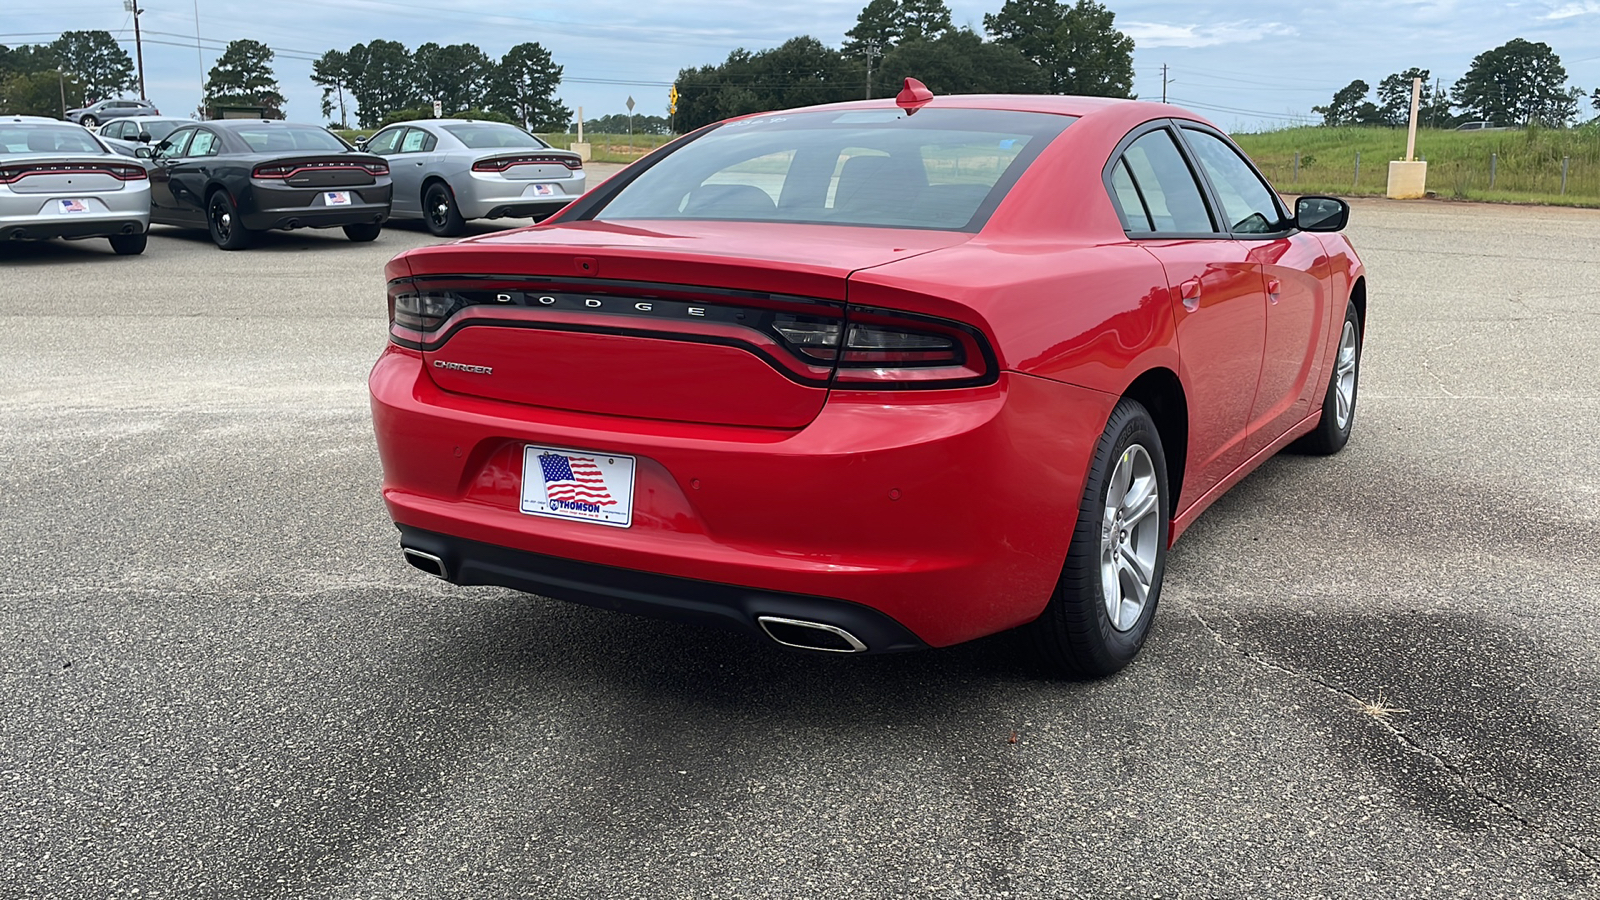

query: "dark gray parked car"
xmin=98 ymin=117 xmax=194 ymax=157
xmin=65 ymin=98 xmax=161 ymax=128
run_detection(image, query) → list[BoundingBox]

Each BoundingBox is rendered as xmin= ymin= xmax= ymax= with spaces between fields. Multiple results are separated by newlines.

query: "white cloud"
xmin=1542 ymin=1 xmax=1600 ymax=18
xmin=1118 ymin=20 xmax=1298 ymax=49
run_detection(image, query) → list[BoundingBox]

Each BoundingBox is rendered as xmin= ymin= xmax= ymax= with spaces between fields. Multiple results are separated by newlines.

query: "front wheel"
xmin=81 ymin=115 xmax=98 ymax=127
xmin=1290 ymin=300 xmax=1362 ymax=455
xmin=207 ymin=191 xmax=252 ymax=250
xmin=1029 ymin=398 xmax=1169 ymax=678
xmin=108 ymin=233 xmax=146 ymax=255
xmin=343 ymin=222 xmax=382 ymax=242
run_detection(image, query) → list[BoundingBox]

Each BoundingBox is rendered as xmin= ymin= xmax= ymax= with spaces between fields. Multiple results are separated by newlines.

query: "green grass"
xmin=1232 ymin=125 xmax=1600 ymax=207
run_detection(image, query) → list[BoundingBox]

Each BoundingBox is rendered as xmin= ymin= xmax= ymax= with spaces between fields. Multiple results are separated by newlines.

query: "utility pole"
xmin=1161 ymin=64 xmax=1170 ymax=104
xmin=124 ymin=0 xmax=147 ymax=99
xmin=865 ymin=40 xmax=879 ymax=100
xmin=58 ymin=70 xmax=67 ymax=117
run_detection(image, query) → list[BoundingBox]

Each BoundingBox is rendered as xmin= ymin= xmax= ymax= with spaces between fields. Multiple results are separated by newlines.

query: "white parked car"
xmin=358 ymin=119 xmax=586 ymax=236
xmin=0 ymin=115 xmax=151 ymax=255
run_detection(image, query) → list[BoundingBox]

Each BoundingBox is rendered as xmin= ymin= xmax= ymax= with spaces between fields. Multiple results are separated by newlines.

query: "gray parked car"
xmin=65 ymin=98 xmax=162 ymax=128
xmin=359 ymin=119 xmax=585 ymax=236
xmin=98 ymin=116 xmax=194 ymax=157
xmin=0 ymin=115 xmax=150 ymax=254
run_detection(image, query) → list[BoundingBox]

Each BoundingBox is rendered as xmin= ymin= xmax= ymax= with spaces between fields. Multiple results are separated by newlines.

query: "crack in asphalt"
xmin=1185 ymin=604 xmax=1600 ymax=872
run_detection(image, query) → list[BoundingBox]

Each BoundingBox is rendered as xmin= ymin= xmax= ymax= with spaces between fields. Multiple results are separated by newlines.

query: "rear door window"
xmin=187 ymin=130 xmax=220 ymax=157
xmin=1114 ymin=129 xmax=1215 ymax=235
xmin=399 ymin=128 xmax=435 ymax=153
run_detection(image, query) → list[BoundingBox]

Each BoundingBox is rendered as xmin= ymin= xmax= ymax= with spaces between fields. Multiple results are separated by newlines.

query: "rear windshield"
xmin=594 ymin=108 xmax=1072 ymax=232
xmin=442 ymin=123 xmax=549 ymax=149
xmin=0 ymin=124 xmax=106 ymax=154
xmin=142 ymin=120 xmax=187 ymax=140
xmin=233 ymin=125 xmax=350 ymax=153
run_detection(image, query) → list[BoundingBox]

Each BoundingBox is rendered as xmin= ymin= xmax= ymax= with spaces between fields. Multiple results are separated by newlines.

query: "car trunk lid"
xmin=0 ymin=156 xmax=140 ymax=194
xmin=397 ymin=220 xmax=970 ymax=428
xmin=253 ymin=155 xmax=383 ymax=187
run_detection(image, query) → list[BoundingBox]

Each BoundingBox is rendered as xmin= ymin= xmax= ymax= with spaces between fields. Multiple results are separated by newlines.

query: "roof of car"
xmin=3 ymin=115 xmax=75 ymax=124
xmin=749 ymin=93 xmax=1210 ymax=132
xmin=393 ymin=119 xmax=522 ymax=128
xmin=206 ymin=119 xmax=327 ymax=129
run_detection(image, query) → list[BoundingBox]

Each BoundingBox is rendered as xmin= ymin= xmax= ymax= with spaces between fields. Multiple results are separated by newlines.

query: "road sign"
xmin=669 ymin=84 xmax=678 ymax=116
xmin=432 ymin=99 xmax=442 ymax=118
xmin=626 ymin=96 xmax=635 ymax=113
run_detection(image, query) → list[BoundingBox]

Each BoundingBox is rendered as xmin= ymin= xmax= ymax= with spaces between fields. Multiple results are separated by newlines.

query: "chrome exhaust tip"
xmin=402 ymin=547 xmax=448 ymax=579
xmin=756 ymin=616 xmax=868 ymax=654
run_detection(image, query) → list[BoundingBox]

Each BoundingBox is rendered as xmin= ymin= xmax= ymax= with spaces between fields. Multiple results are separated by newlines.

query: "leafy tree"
xmin=0 ymin=70 xmax=83 ymax=117
xmin=900 ymin=0 xmax=955 ymax=41
xmin=675 ymin=37 xmax=863 ymax=131
xmin=413 ymin=42 xmax=495 ymax=115
xmin=310 ymin=49 xmax=351 ymax=126
xmin=844 ymin=0 xmax=902 ymax=57
xmin=879 ymin=29 xmax=1044 ymax=96
xmin=0 ymin=44 xmax=60 ymax=79
xmin=583 ymin=113 xmax=673 ymax=135
xmin=49 ymin=30 xmax=134 ymax=105
xmin=984 ymin=0 xmax=1134 ymax=97
xmin=203 ymin=39 xmax=285 ymax=118
xmin=1454 ymin=38 xmax=1578 ymax=126
xmin=489 ymin=42 xmax=571 ymax=132
xmin=1312 ymin=79 xmax=1371 ymax=126
xmin=344 ymin=40 xmax=417 ymax=128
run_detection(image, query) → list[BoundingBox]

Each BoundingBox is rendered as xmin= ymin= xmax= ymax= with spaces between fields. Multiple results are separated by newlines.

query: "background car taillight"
xmin=472 ymin=155 xmax=583 ymax=173
xmin=0 ymin=163 xmax=146 ymax=183
xmin=252 ymin=164 xmax=292 ymax=179
xmin=109 ymin=164 xmax=147 ymax=181
xmin=253 ymin=161 xmax=388 ymax=178
xmin=360 ymin=161 xmax=388 ymax=176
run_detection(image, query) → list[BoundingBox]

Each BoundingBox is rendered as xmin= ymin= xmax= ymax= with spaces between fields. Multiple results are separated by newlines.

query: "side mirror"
xmin=1295 ymin=195 xmax=1349 ymax=233
xmin=137 ymin=131 xmax=152 ymax=143
xmin=135 ymin=146 xmax=153 ymax=159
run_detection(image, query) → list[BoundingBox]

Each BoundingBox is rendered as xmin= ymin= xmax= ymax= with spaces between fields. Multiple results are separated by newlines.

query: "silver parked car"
xmin=65 ymin=98 xmax=161 ymax=128
xmin=0 ymin=115 xmax=151 ymax=255
xmin=97 ymin=116 xmax=195 ymax=157
xmin=359 ymin=119 xmax=585 ymax=236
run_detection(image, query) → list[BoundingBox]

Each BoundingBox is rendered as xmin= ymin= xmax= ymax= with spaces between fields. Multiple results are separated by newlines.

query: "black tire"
xmin=81 ymin=115 xmax=98 ymax=127
xmin=1290 ymin=300 xmax=1362 ymax=456
xmin=206 ymin=190 xmax=252 ymax=250
xmin=1029 ymin=398 xmax=1170 ymax=678
xmin=423 ymin=181 xmax=466 ymax=237
xmin=108 ymin=233 xmax=146 ymax=256
xmin=343 ymin=222 xmax=382 ymax=242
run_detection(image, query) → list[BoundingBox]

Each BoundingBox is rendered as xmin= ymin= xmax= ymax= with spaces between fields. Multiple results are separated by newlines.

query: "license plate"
xmin=531 ymin=184 xmax=555 ymax=197
xmin=520 ymin=446 xmax=635 ymax=528
xmin=58 ymin=199 xmax=91 ymax=213
xmin=324 ymin=191 xmax=351 ymax=206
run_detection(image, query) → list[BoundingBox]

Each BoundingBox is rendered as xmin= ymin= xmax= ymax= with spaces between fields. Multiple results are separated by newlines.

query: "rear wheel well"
xmin=422 ymin=176 xmax=451 ymax=201
xmin=1350 ymin=276 xmax=1367 ymax=335
xmin=1122 ymin=369 xmax=1188 ymax=516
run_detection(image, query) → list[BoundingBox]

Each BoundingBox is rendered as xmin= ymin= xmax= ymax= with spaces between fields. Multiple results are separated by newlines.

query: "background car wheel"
xmin=343 ymin=222 xmax=382 ymax=242
xmin=81 ymin=115 xmax=98 ymax=127
xmin=1290 ymin=300 xmax=1362 ymax=455
xmin=423 ymin=182 xmax=466 ymax=237
xmin=108 ymin=233 xmax=146 ymax=256
xmin=1029 ymin=398 xmax=1169 ymax=678
xmin=206 ymin=191 xmax=252 ymax=250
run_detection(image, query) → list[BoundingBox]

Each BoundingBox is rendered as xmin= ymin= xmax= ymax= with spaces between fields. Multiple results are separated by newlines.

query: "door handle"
xmin=1180 ymin=277 xmax=1202 ymax=311
xmin=1267 ymin=278 xmax=1282 ymax=304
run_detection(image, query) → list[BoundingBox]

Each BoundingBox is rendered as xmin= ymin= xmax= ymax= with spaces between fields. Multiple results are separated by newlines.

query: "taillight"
xmin=361 ymin=161 xmax=388 ymax=176
xmin=388 ymin=284 xmax=458 ymax=334
xmin=0 ymin=167 xmax=22 ymax=184
xmin=253 ymin=164 xmax=291 ymax=179
xmin=774 ymin=306 xmax=996 ymax=389
xmin=472 ymin=154 xmax=582 ymax=172
xmin=0 ymin=164 xmax=145 ymax=183
xmin=109 ymin=164 xmax=146 ymax=181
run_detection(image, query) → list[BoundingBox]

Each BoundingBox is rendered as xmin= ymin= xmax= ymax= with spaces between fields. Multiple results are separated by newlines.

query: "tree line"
xmin=0 ymin=32 xmax=133 ymax=115
xmin=1313 ymin=39 xmax=1592 ymax=128
xmin=673 ymin=0 xmax=1134 ymax=131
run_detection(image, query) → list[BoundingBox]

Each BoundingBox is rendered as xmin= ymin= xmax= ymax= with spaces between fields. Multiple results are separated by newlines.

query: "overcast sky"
xmin=5 ymin=0 xmax=1598 ymax=131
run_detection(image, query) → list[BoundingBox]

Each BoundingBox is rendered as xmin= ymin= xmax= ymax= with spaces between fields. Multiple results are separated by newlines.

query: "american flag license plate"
xmin=58 ymin=198 xmax=90 ymax=213
xmin=520 ymin=445 xmax=636 ymax=528
xmin=324 ymin=191 xmax=351 ymax=206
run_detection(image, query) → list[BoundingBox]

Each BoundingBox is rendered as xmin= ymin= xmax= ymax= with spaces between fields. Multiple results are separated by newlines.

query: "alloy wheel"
xmin=1099 ymin=443 xmax=1161 ymax=632
xmin=1334 ymin=320 xmax=1359 ymax=430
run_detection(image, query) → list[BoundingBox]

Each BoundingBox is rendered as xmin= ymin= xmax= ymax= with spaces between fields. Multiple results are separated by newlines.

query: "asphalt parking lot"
xmin=2 ymin=192 xmax=1597 ymax=898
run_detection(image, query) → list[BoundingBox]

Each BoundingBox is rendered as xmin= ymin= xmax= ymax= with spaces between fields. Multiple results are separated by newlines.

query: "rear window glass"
xmin=593 ymin=108 xmax=1071 ymax=231
xmin=234 ymin=125 xmax=349 ymax=153
xmin=0 ymin=125 xmax=106 ymax=154
xmin=442 ymin=123 xmax=548 ymax=149
xmin=142 ymin=120 xmax=187 ymax=141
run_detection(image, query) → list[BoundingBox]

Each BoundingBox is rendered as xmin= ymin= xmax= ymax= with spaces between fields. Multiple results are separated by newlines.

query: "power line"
xmin=1166 ymin=96 xmax=1314 ymax=122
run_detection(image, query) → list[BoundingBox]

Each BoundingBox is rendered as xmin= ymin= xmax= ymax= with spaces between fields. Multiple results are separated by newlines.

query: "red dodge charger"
xmin=369 ymin=84 xmax=1366 ymax=677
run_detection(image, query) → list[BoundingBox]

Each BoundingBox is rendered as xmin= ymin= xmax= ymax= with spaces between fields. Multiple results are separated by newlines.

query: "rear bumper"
xmin=456 ymin=172 xmax=585 ymax=220
xmin=398 ymin=525 xmax=929 ymax=653
xmin=0 ymin=214 xmax=147 ymax=241
xmin=241 ymin=181 xmax=393 ymax=231
xmin=370 ymin=347 xmax=1115 ymax=648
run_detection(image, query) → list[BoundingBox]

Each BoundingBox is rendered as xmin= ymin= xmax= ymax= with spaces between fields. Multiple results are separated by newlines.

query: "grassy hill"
xmin=1231 ymin=125 xmax=1600 ymax=207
